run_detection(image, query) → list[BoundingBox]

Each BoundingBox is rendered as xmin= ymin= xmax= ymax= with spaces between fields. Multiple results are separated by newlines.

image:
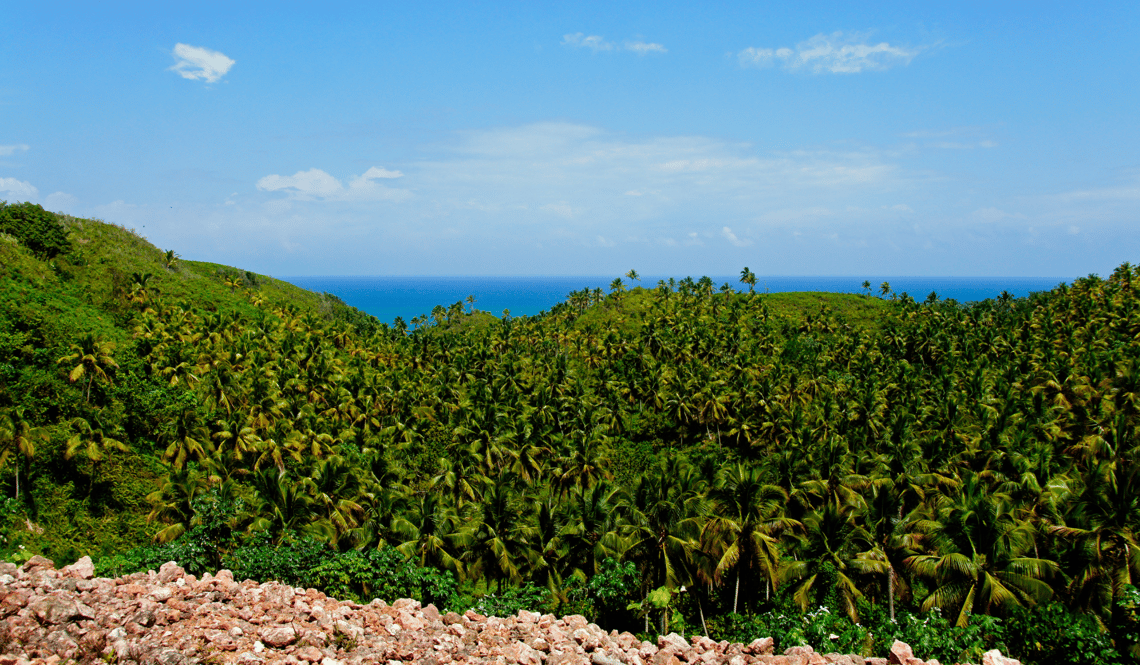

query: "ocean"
xmin=278 ymin=275 xmax=1073 ymax=326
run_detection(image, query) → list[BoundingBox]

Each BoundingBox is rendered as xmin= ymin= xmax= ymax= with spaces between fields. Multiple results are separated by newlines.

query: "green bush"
xmin=867 ymin=608 xmax=1006 ymax=665
xmin=472 ymin=582 xmax=553 ymax=617
xmin=0 ymin=202 xmax=71 ymax=258
xmin=308 ymin=546 xmax=457 ymax=608
xmin=1005 ymin=603 xmax=1122 ymax=665
xmin=96 ymin=538 xmax=209 ymax=578
xmin=222 ymin=532 xmax=330 ymax=588
xmin=563 ymin=558 xmax=640 ymax=627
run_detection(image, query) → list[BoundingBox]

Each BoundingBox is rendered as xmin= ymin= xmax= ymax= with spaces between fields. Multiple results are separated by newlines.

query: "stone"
xmin=746 ymin=638 xmax=775 ymax=655
xmin=260 ymin=624 xmax=298 ymax=648
xmin=21 ymin=555 xmax=54 ymax=572
xmin=503 ymin=642 xmax=544 ymax=665
xmin=29 ymin=596 xmax=80 ymax=625
xmin=981 ymin=651 xmax=1021 ymax=665
xmin=888 ymin=641 xmax=914 ymax=665
xmin=298 ymin=646 xmax=324 ymax=662
xmin=591 ymin=652 xmax=624 ymax=665
xmin=62 ymin=556 xmax=94 ymax=580
xmin=658 ymin=633 xmax=690 ymax=652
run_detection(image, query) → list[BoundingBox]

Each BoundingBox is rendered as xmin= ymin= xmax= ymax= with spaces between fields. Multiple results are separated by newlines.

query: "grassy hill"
xmin=7 ymin=203 xmax=1134 ymax=664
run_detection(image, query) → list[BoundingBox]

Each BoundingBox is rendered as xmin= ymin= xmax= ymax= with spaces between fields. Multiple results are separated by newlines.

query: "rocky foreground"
xmin=0 ymin=556 xmax=1021 ymax=665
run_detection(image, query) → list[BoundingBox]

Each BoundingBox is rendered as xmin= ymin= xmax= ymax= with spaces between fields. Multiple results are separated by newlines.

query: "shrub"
xmin=0 ymin=202 xmax=71 ymax=258
xmin=222 ymin=532 xmax=329 ymax=588
xmin=1005 ymin=603 xmax=1123 ymax=665
xmin=307 ymin=546 xmax=458 ymax=609
xmin=472 ymin=582 xmax=553 ymax=618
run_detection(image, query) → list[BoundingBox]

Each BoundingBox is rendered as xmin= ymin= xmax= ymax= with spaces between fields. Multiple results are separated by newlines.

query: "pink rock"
xmin=260 ymin=624 xmax=298 ymax=648
xmin=981 ymin=650 xmax=1021 ymax=665
xmin=503 ymin=642 xmax=544 ymax=665
xmin=746 ymin=638 xmax=775 ymax=655
xmin=62 ymin=556 xmax=94 ymax=580
xmin=658 ymin=633 xmax=690 ymax=652
xmin=21 ymin=555 xmax=54 ymax=572
xmin=888 ymin=641 xmax=914 ymax=665
xmin=29 ymin=596 xmax=80 ymax=625
xmin=396 ymin=609 xmax=424 ymax=631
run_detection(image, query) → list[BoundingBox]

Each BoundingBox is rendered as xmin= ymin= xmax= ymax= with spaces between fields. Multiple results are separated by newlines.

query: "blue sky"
xmin=3 ymin=2 xmax=1138 ymax=277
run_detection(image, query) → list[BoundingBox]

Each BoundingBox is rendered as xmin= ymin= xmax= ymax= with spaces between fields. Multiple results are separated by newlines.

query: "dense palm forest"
xmin=2 ymin=203 xmax=1140 ymax=663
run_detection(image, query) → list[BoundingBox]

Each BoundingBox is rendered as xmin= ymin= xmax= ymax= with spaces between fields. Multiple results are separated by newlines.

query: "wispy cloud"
xmin=0 ymin=177 xmax=38 ymax=200
xmin=0 ymin=144 xmax=30 ymax=157
xmin=624 ymin=41 xmax=667 ymax=55
xmin=257 ymin=166 xmax=411 ymax=202
xmin=563 ymin=34 xmax=667 ymax=55
xmin=1055 ymin=175 xmax=1140 ymax=203
xmin=563 ymin=33 xmax=614 ymax=52
xmin=170 ymin=43 xmax=235 ymax=83
xmin=739 ymin=31 xmax=921 ymax=74
xmin=721 ymin=226 xmax=752 ymax=247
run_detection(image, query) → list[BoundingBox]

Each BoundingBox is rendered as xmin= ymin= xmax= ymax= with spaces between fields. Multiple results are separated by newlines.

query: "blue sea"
xmin=278 ymin=275 xmax=1072 ymax=326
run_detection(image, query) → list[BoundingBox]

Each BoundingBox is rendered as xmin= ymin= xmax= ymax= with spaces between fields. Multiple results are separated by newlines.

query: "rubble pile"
xmin=0 ymin=556 xmax=1021 ymax=665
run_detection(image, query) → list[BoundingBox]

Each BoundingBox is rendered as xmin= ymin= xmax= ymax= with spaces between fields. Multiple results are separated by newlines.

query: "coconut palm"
xmin=906 ymin=473 xmax=1059 ymax=626
xmin=0 ymin=407 xmax=44 ymax=498
xmin=57 ymin=333 xmax=118 ymax=403
xmin=704 ymin=463 xmax=797 ymax=612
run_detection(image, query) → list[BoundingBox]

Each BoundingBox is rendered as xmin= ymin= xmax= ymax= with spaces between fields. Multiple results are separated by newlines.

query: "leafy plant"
xmin=0 ymin=201 xmax=71 ymax=258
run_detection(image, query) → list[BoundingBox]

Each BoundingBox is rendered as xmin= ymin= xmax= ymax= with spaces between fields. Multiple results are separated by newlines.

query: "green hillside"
xmin=2 ymin=202 xmax=1140 ymax=664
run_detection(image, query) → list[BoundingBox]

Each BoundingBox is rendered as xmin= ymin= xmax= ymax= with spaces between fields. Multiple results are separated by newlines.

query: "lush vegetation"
xmin=2 ymin=204 xmax=1140 ymax=663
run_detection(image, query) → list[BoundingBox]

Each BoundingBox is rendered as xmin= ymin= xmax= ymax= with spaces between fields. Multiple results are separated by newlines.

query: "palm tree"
xmin=739 ymin=267 xmax=757 ymax=295
xmin=1052 ymin=456 xmax=1140 ymax=615
xmin=905 ymin=473 xmax=1059 ymax=626
xmin=65 ymin=415 xmax=130 ymax=495
xmin=704 ymin=463 xmax=796 ymax=613
xmin=0 ymin=407 xmax=44 ymax=498
xmin=247 ymin=467 xmax=317 ymax=542
xmin=394 ymin=493 xmax=469 ymax=577
xmin=466 ymin=477 xmax=537 ymax=591
xmin=57 ymin=333 xmax=119 ymax=403
xmin=146 ymin=464 xmax=210 ymax=542
xmin=780 ymin=501 xmax=873 ymax=622
xmin=561 ymin=480 xmax=625 ymax=580
xmin=619 ymin=456 xmax=709 ymax=591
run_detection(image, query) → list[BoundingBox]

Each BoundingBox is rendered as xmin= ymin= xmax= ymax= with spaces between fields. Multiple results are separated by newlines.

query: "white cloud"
xmin=541 ymin=202 xmax=576 ymax=218
xmin=358 ymin=166 xmax=403 ymax=179
xmin=739 ymin=32 xmax=921 ymax=74
xmin=170 ymin=43 xmax=235 ymax=83
xmin=563 ymin=33 xmax=614 ymax=52
xmin=0 ymin=144 xmax=30 ymax=157
xmin=0 ymin=177 xmax=38 ymax=201
xmin=625 ymin=41 xmax=667 ymax=55
xmin=44 ymin=192 xmax=79 ymax=213
xmin=563 ymin=33 xmax=667 ymax=55
xmin=257 ymin=167 xmax=411 ymax=202
xmin=722 ymin=226 xmax=752 ymax=247
xmin=258 ymin=168 xmax=343 ymax=197
xmin=1055 ymin=176 xmax=1140 ymax=203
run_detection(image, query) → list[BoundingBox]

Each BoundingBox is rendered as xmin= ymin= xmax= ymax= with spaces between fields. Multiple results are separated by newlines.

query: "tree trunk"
xmin=888 ymin=563 xmax=895 ymax=622
xmin=698 ymin=592 xmax=708 ymax=637
xmin=733 ymin=571 xmax=740 ymax=614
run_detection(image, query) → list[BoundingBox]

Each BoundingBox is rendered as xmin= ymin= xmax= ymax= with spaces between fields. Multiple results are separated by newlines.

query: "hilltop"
xmin=3 ymin=203 xmax=1139 ymax=664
